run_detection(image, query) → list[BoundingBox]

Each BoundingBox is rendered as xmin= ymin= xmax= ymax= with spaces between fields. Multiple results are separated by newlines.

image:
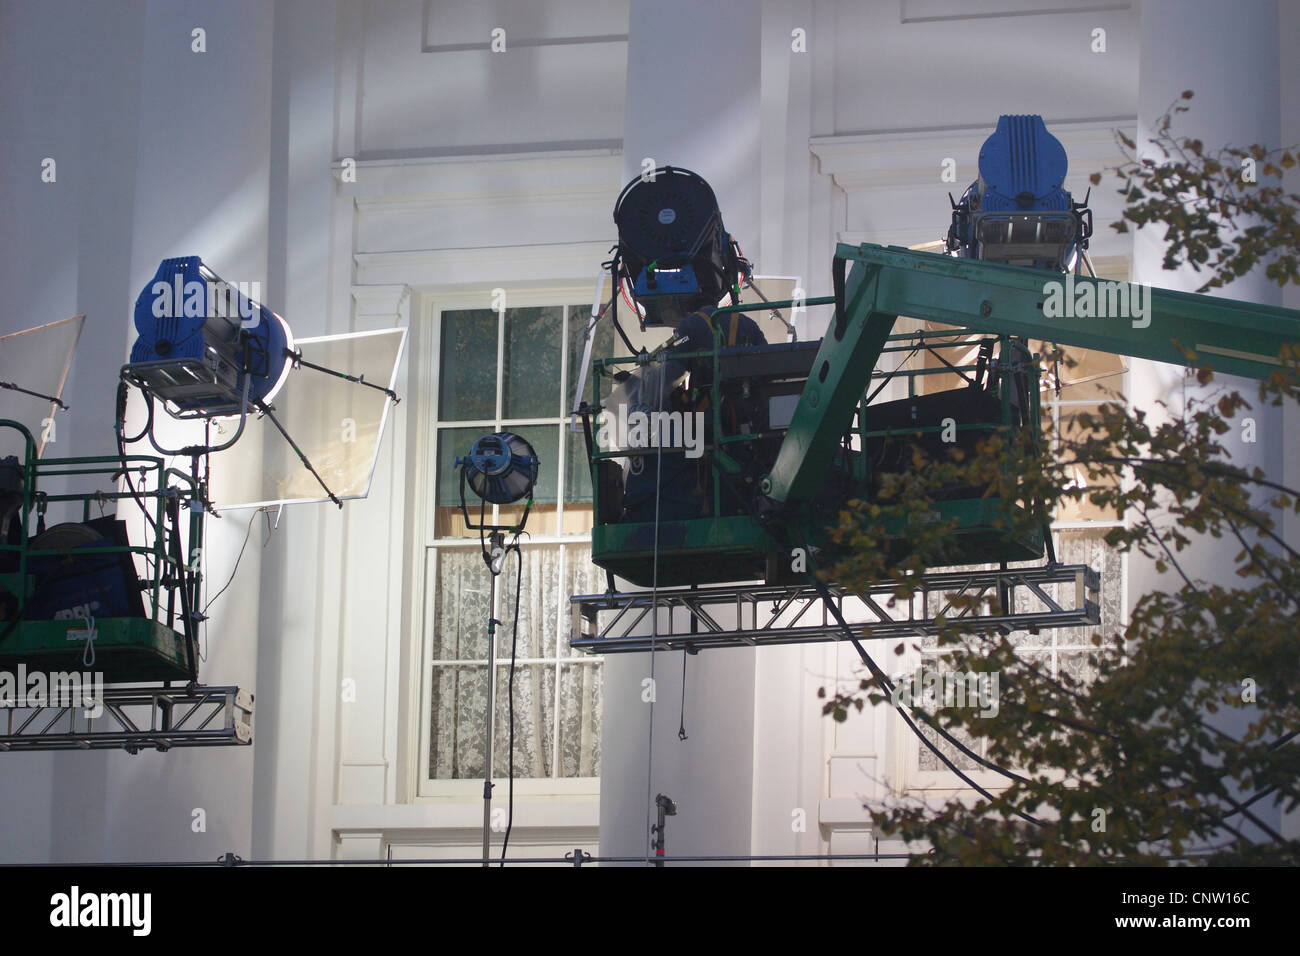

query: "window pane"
xmin=431 ymin=548 xmax=492 ymax=661
xmin=566 ymin=302 xmax=615 ymax=412
xmin=503 ymin=306 xmax=563 ymax=418
xmin=505 ymin=424 xmax=559 ymax=504
xmin=562 ymin=545 xmax=604 ymax=657
xmin=565 ymin=428 xmax=594 ymax=503
xmin=436 ymin=426 xmax=489 ymax=508
xmin=1052 ymin=528 xmax=1124 ymax=648
xmin=559 ymin=662 xmax=602 ymax=777
xmin=492 ymin=664 xmax=555 ymax=778
xmin=429 ymin=664 xmax=489 ymax=779
xmin=492 ymin=424 xmax=559 ymax=534
xmin=495 ymin=544 xmax=562 ymax=659
xmin=439 ymin=309 xmax=498 ymax=421
xmin=427 ymin=301 xmax=608 ymax=786
xmin=915 ymin=718 xmax=985 ymax=773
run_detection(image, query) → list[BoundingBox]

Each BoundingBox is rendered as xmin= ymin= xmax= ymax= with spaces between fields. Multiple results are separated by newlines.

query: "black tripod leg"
xmin=256 ymin=401 xmax=343 ymax=507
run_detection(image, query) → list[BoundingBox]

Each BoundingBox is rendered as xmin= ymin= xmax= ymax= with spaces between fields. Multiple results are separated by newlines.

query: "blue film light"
xmin=124 ymin=256 xmax=294 ymax=418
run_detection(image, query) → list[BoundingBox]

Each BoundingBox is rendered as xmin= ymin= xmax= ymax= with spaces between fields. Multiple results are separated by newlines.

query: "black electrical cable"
xmin=116 ymin=435 xmax=159 ymax=536
xmin=117 ymin=380 xmax=153 ymax=444
xmin=499 ymin=541 xmax=523 ymax=866
xmin=708 ymin=461 xmax=1041 ymax=819
xmin=712 ymin=433 xmax=1035 ymax=790
xmin=608 ymin=279 xmax=638 ymax=355
xmin=712 ymin=395 xmax=1291 ymax=838
xmin=803 ymin=570 xmax=1042 ymax=828
xmin=202 ymin=507 xmax=263 ymax=613
xmin=115 ymin=381 xmax=161 ymax=535
xmin=677 ymin=647 xmax=689 ymax=741
xmin=165 ymin=495 xmax=199 ymax=682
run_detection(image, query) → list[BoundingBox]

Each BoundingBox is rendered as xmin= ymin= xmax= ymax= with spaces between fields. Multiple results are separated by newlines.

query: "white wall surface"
xmin=1 ymin=0 xmax=274 ymax=864
xmin=0 ymin=0 xmax=146 ymax=862
xmin=0 ymin=0 xmax=1295 ymax=866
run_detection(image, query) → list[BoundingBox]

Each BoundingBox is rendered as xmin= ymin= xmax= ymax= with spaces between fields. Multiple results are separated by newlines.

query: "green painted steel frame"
xmin=845 ymin=242 xmax=1300 ymax=378
xmin=583 ymin=241 xmax=1300 ymax=586
xmin=0 ymin=419 xmax=203 ymax=682
xmin=761 ymin=242 xmax=1300 ymax=505
xmin=584 ymin=301 xmax=1042 ymax=584
xmin=585 ymin=324 xmax=782 ymax=585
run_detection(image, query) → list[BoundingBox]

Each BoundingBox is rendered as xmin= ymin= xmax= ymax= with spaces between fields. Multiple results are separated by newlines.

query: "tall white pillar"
xmin=599 ymin=0 xmax=762 ymax=864
xmin=251 ymin=0 xmax=342 ymax=863
xmin=100 ymin=0 xmax=275 ymax=863
xmin=1131 ymin=0 xmax=1284 ymax=837
xmin=0 ymin=0 xmax=150 ymax=862
xmin=1132 ymin=0 xmax=1282 ymax=561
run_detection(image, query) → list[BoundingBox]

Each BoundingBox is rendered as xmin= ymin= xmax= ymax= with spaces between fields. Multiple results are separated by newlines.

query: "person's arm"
xmin=665 ymin=312 xmax=709 ymax=383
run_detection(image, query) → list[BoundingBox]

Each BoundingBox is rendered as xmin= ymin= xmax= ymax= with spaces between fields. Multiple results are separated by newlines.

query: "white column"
xmin=0 ymin=0 xmax=276 ymax=864
xmin=0 ymin=0 xmax=152 ymax=863
xmin=749 ymin=0 xmax=828 ymax=865
xmin=104 ymin=0 xmax=275 ymax=863
xmin=1131 ymin=0 xmax=1283 ymax=836
xmin=600 ymin=0 xmax=762 ymax=864
xmin=251 ymin=0 xmax=342 ymax=862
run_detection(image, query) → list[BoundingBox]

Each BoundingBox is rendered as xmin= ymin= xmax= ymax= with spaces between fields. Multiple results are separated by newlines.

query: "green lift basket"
xmin=0 ymin=419 xmax=203 ymax=684
xmin=582 ymin=243 xmax=1300 ymax=589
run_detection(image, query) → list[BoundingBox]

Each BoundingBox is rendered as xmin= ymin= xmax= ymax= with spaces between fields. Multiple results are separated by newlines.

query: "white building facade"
xmin=1 ymin=0 xmax=1296 ymax=864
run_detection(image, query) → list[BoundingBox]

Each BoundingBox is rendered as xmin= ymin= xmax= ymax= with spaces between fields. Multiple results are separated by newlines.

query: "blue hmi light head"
xmin=947 ymin=115 xmax=1092 ymax=271
xmin=123 ymin=256 xmax=294 ymax=418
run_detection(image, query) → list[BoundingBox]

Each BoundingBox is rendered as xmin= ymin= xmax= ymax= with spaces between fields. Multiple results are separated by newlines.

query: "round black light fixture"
xmin=610 ymin=165 xmax=747 ymax=328
xmin=457 ymin=432 xmax=538 ymax=506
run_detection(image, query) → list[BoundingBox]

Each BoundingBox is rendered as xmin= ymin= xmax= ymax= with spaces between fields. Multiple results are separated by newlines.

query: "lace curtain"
xmin=429 ymin=543 xmax=603 ymax=779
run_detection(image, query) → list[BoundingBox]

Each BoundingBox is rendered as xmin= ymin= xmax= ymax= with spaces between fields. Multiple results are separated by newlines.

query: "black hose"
xmin=499 ymin=542 xmax=523 ymax=866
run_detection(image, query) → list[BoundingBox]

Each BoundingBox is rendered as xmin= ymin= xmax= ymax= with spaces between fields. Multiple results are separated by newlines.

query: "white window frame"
xmin=407 ymin=286 xmax=604 ymax=802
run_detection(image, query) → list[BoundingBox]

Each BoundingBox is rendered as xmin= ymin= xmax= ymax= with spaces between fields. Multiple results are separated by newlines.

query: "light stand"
xmin=454 ymin=432 xmax=538 ymax=866
xmin=652 ymin=793 xmax=677 ymax=867
xmin=480 ymin=528 xmax=506 ymax=865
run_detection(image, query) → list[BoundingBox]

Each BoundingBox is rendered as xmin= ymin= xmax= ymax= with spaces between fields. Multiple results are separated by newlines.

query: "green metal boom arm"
xmin=761 ymin=241 xmax=1300 ymax=505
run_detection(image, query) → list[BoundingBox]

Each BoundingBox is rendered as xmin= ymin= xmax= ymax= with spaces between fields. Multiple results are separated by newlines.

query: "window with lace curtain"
xmin=422 ymin=300 xmax=614 ymax=786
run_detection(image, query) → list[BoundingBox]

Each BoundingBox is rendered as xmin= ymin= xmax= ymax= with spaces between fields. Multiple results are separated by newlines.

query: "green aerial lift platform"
xmin=572 ymin=243 xmax=1300 ymax=653
xmin=0 ymin=420 xmax=252 ymax=751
